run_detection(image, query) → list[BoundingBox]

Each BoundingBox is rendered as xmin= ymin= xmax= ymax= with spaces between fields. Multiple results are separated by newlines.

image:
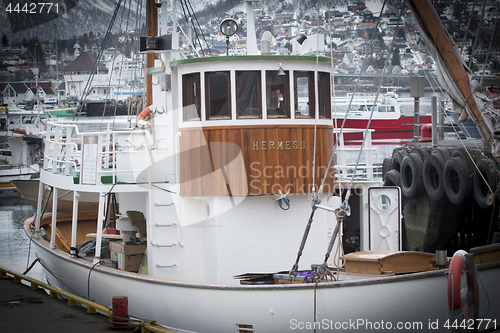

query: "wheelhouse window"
xmin=205 ymin=71 xmax=231 ymax=120
xmin=294 ymin=71 xmax=314 ymax=118
xmin=182 ymin=73 xmax=201 ymax=121
xmin=318 ymin=72 xmax=331 ymax=119
xmin=236 ymin=71 xmax=261 ymax=118
xmin=266 ymin=70 xmax=290 ymax=118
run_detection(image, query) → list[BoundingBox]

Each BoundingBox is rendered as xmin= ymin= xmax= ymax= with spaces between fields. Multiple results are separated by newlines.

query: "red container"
xmin=111 ymin=296 xmax=129 ymax=329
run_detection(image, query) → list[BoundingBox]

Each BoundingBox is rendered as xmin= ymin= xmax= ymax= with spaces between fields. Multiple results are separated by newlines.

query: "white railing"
xmin=333 ymin=128 xmax=381 ymax=181
xmin=43 ymin=120 xmax=170 ymax=185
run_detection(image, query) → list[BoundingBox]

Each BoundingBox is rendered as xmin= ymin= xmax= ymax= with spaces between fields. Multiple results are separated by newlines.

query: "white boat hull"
xmin=29 ymin=231 xmax=500 ymax=333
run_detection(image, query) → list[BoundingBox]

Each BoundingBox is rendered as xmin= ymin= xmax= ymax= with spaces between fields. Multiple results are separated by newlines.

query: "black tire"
xmin=392 ymin=149 xmax=408 ymax=172
xmin=423 ymin=153 xmax=447 ymax=201
xmin=444 ymin=157 xmax=473 ymax=205
xmin=431 ymin=147 xmax=451 ymax=161
xmin=383 ymin=169 xmax=401 ymax=186
xmin=382 ymin=158 xmax=393 ymax=177
xmin=452 ymin=147 xmax=474 ymax=172
xmin=400 ymin=153 xmax=424 ymax=199
xmin=410 ymin=147 xmax=430 ymax=161
xmin=474 ymin=158 xmax=499 ymax=209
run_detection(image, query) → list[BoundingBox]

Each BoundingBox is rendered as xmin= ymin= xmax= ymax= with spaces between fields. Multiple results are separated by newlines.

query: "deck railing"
xmin=333 ymin=128 xmax=381 ymax=181
xmin=43 ymin=120 xmax=170 ymax=185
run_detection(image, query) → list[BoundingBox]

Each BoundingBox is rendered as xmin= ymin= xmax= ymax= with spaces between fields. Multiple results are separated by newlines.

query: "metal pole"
xmin=414 ymin=97 xmax=420 ymax=142
xmin=70 ymin=191 xmax=79 ymax=248
xmin=432 ymin=96 xmax=438 ymax=146
xmin=439 ymin=100 xmax=445 ymax=140
xmin=34 ymin=181 xmax=44 ymax=238
xmin=50 ymin=187 xmax=58 ymax=249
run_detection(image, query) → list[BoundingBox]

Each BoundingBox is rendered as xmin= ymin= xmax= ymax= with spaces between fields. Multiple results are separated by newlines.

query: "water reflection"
xmin=0 ymin=198 xmax=45 ymax=281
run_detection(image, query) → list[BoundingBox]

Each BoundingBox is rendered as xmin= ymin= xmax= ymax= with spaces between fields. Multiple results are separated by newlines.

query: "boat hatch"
xmin=368 ymin=187 xmax=402 ymax=251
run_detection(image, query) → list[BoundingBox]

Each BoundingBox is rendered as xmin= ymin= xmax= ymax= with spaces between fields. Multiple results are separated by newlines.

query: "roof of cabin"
xmin=169 ymin=55 xmax=331 ymax=68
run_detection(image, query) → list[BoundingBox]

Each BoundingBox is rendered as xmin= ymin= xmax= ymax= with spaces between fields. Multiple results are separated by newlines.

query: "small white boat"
xmin=0 ymin=135 xmax=42 ymax=198
xmin=24 ymin=1 xmax=500 ymax=332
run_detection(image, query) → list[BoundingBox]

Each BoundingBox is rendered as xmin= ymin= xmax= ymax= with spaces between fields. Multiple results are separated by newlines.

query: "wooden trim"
xmin=179 ymin=125 xmax=334 ymax=196
xmin=145 ymin=1 xmax=157 ymax=107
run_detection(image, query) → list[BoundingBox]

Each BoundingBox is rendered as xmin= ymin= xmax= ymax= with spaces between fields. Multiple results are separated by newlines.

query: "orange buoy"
xmin=136 ymin=105 xmax=152 ymax=128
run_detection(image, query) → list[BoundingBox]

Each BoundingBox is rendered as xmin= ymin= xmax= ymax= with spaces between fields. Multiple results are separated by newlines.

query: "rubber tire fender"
xmin=473 ymin=158 xmax=498 ymax=209
xmin=383 ymin=169 xmax=401 ymax=186
xmin=382 ymin=158 xmax=393 ymax=178
xmin=444 ymin=157 xmax=473 ymax=205
xmin=391 ymin=149 xmax=408 ymax=172
xmin=400 ymin=153 xmax=424 ymax=199
xmin=423 ymin=152 xmax=447 ymax=201
xmin=432 ymin=147 xmax=451 ymax=161
xmin=452 ymin=147 xmax=474 ymax=172
xmin=410 ymin=147 xmax=430 ymax=161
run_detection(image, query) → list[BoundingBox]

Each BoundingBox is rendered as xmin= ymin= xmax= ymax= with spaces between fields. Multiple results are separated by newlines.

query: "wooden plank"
xmin=342 ymin=251 xmax=435 ymax=275
xmin=179 ymin=125 xmax=334 ymax=196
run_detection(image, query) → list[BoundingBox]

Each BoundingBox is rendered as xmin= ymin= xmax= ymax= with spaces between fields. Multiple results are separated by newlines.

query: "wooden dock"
xmin=0 ymin=265 xmax=173 ymax=333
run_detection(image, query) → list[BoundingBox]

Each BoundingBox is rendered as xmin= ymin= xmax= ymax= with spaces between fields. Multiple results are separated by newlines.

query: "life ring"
xmin=473 ymin=158 xmax=498 ymax=209
xmin=400 ymin=153 xmax=424 ymax=199
xmin=136 ymin=105 xmax=152 ymax=128
xmin=447 ymin=250 xmax=479 ymax=319
xmin=444 ymin=157 xmax=473 ymax=205
xmin=423 ymin=152 xmax=447 ymax=201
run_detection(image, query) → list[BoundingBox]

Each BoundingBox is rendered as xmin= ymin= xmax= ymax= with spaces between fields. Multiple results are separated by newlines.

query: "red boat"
xmin=332 ymin=93 xmax=431 ymax=144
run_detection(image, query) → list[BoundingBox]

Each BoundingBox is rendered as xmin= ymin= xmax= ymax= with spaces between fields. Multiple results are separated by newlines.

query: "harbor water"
xmin=0 ymin=197 xmax=45 ymax=281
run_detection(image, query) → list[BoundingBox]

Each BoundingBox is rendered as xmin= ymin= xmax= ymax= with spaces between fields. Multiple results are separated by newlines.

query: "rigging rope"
xmin=407 ymin=3 xmax=496 ymax=195
xmin=73 ymin=0 xmax=124 ymax=121
xmin=314 ymin=0 xmax=388 ymax=205
xmin=185 ymin=0 xmax=212 ymax=56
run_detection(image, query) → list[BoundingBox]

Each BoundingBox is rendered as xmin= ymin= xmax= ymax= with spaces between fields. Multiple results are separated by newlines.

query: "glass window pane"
xmin=182 ymin=73 xmax=201 ymax=121
xmin=318 ymin=72 xmax=331 ymax=119
xmin=294 ymin=71 xmax=313 ymax=118
xmin=266 ymin=70 xmax=289 ymax=118
xmin=236 ymin=71 xmax=261 ymax=118
xmin=206 ymin=71 xmax=231 ymax=119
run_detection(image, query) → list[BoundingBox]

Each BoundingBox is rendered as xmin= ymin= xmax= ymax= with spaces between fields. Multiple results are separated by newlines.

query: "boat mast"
xmin=246 ymin=0 xmax=258 ymax=55
xmin=146 ymin=0 xmax=158 ymax=107
xmin=407 ymin=0 xmax=493 ymax=150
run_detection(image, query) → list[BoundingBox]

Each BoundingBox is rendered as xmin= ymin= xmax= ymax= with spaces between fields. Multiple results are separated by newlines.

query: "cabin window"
xmin=266 ymin=70 xmax=290 ymax=118
xmin=294 ymin=71 xmax=314 ymax=118
xmin=349 ymin=105 xmax=368 ymax=112
xmin=318 ymin=72 xmax=331 ymax=119
xmin=205 ymin=71 xmax=231 ymax=120
xmin=182 ymin=73 xmax=201 ymax=121
xmin=236 ymin=71 xmax=261 ymax=118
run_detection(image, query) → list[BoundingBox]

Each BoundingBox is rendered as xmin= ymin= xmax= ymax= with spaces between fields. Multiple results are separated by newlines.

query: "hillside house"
xmin=2 ymin=83 xmax=29 ymax=106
